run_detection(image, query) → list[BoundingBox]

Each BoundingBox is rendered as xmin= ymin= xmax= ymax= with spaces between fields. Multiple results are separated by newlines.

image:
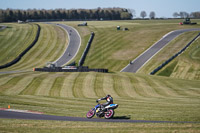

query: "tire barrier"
xmin=78 ymin=32 xmax=95 ymax=66
xmin=0 ymin=24 xmax=41 ymax=69
xmin=150 ymin=33 xmax=200 ymax=75
xmin=34 ymin=66 xmax=108 ymax=73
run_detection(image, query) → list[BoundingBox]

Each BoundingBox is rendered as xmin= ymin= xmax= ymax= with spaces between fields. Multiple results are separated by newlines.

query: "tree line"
xmin=173 ymin=11 xmax=200 ymax=18
xmin=0 ymin=8 xmax=133 ymax=22
xmin=140 ymin=11 xmax=156 ymax=19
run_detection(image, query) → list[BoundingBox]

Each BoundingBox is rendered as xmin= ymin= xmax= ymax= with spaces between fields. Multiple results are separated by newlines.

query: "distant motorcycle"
xmin=86 ymin=101 xmax=118 ymax=119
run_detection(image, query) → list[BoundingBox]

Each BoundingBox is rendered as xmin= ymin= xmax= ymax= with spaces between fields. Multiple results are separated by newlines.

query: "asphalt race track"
xmin=0 ymin=110 xmax=199 ymax=123
xmin=53 ymin=23 xmax=81 ymax=66
xmin=121 ymin=28 xmax=200 ymax=73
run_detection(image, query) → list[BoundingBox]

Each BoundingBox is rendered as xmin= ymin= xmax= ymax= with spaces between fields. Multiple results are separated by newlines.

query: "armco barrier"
xmin=78 ymin=32 xmax=95 ymax=66
xmin=34 ymin=66 xmax=108 ymax=73
xmin=0 ymin=24 xmax=41 ymax=69
xmin=150 ymin=32 xmax=200 ymax=75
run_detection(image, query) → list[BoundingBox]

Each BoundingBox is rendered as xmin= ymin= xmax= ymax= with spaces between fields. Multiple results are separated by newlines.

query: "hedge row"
xmin=0 ymin=24 xmax=41 ymax=69
xmin=78 ymin=32 xmax=95 ymax=66
xmin=150 ymin=33 xmax=200 ymax=75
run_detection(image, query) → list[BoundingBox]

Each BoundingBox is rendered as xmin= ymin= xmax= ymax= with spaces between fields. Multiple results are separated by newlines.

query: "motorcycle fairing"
xmin=105 ymin=104 xmax=118 ymax=109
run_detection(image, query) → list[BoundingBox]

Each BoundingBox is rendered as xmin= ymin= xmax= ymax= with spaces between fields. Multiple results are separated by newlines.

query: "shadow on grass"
xmin=112 ymin=115 xmax=131 ymax=120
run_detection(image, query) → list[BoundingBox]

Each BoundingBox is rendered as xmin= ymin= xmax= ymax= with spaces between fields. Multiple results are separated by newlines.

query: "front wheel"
xmin=86 ymin=109 xmax=95 ymax=119
xmin=104 ymin=109 xmax=114 ymax=119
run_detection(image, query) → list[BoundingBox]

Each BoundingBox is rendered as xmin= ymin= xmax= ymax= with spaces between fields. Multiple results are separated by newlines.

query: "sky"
xmin=0 ymin=0 xmax=200 ymax=18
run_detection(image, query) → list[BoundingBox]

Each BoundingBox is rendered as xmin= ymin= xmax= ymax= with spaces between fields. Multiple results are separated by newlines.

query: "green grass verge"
xmin=0 ymin=20 xmax=200 ymax=132
xmin=158 ymin=61 xmax=178 ymax=76
xmin=0 ymin=23 xmax=37 ymax=66
xmin=0 ymin=72 xmax=200 ymax=122
xmin=60 ymin=19 xmax=200 ymax=72
xmin=0 ymin=119 xmax=200 ymax=133
xmin=0 ymin=23 xmax=68 ymax=71
xmin=140 ymin=31 xmax=200 ymax=80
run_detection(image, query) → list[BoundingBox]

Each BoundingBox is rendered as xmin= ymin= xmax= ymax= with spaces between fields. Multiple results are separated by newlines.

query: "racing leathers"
xmin=96 ymin=95 xmax=113 ymax=111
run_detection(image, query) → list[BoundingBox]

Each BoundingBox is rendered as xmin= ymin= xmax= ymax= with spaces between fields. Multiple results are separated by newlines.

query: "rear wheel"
xmin=104 ymin=109 xmax=114 ymax=119
xmin=86 ymin=109 xmax=95 ymax=119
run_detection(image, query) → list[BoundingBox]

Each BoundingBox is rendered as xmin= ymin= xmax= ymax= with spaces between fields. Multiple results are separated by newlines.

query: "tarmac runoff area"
xmin=0 ymin=109 xmax=199 ymax=123
xmin=121 ymin=28 xmax=200 ymax=73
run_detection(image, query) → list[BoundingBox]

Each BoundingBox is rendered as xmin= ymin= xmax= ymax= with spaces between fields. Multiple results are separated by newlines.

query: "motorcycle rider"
xmin=96 ymin=94 xmax=113 ymax=111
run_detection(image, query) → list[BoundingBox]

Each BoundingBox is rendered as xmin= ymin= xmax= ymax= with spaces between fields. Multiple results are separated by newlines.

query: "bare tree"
xmin=128 ymin=9 xmax=136 ymax=18
xmin=140 ymin=11 xmax=147 ymax=19
xmin=190 ymin=12 xmax=200 ymax=18
xmin=173 ymin=12 xmax=179 ymax=18
xmin=179 ymin=11 xmax=189 ymax=18
xmin=149 ymin=11 xmax=156 ymax=19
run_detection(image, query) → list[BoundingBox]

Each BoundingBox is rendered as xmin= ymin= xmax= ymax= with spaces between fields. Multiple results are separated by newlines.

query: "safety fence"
xmin=34 ymin=66 xmax=108 ymax=73
xmin=0 ymin=24 xmax=41 ymax=69
xmin=78 ymin=32 xmax=95 ymax=66
xmin=150 ymin=32 xmax=200 ymax=75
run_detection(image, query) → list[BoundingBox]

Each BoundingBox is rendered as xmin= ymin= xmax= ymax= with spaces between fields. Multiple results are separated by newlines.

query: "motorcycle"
xmin=86 ymin=101 xmax=118 ymax=119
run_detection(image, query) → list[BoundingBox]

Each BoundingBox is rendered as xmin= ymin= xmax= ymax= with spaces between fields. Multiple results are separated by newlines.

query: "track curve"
xmin=0 ymin=110 xmax=199 ymax=123
xmin=53 ymin=24 xmax=81 ymax=66
xmin=121 ymin=28 xmax=200 ymax=73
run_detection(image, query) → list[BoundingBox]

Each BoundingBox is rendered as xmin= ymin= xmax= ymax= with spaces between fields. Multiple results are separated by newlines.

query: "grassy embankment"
xmin=0 ymin=23 xmax=68 ymax=71
xmin=0 ymin=20 xmax=200 ymax=132
xmin=63 ymin=20 xmax=200 ymax=72
xmin=140 ymin=31 xmax=200 ymax=80
xmin=1 ymin=119 xmax=200 ymax=133
xmin=0 ymin=71 xmax=200 ymax=132
xmin=0 ymin=23 xmax=37 ymax=66
xmin=158 ymin=34 xmax=200 ymax=80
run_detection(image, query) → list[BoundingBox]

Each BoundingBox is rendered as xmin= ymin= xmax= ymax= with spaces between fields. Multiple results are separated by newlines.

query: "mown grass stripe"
xmin=2 ymin=25 xmax=25 ymax=59
xmin=85 ymin=32 xmax=121 ymax=54
xmin=35 ymin=75 xmax=55 ymax=96
xmin=94 ymin=73 xmax=105 ymax=97
xmin=170 ymin=79 xmax=200 ymax=97
xmin=4 ymin=75 xmax=35 ymax=95
xmin=163 ymin=80 xmax=189 ymax=97
xmin=119 ymin=73 xmax=142 ymax=98
xmin=20 ymin=76 xmax=45 ymax=95
xmin=8 ymin=23 xmax=67 ymax=70
xmin=49 ymin=77 xmax=65 ymax=97
xmin=148 ymin=77 xmax=179 ymax=97
xmin=131 ymin=76 xmax=154 ymax=98
xmin=9 ymin=23 xmax=50 ymax=70
xmin=126 ymin=74 xmax=147 ymax=98
xmin=0 ymin=76 xmax=24 ymax=94
xmin=112 ymin=74 xmax=129 ymax=97
xmin=103 ymin=74 xmax=120 ymax=98
xmin=72 ymin=73 xmax=85 ymax=98
xmin=45 ymin=26 xmax=67 ymax=61
xmin=142 ymin=76 xmax=169 ymax=98
xmin=86 ymin=33 xmax=123 ymax=62
xmin=18 ymin=24 xmax=52 ymax=69
xmin=0 ymin=24 xmax=22 ymax=64
xmin=0 ymin=74 xmax=14 ymax=86
xmin=136 ymin=75 xmax=163 ymax=98
xmin=0 ymin=24 xmax=38 ymax=67
xmin=60 ymin=73 xmax=79 ymax=98
xmin=82 ymin=72 xmax=97 ymax=98
xmin=0 ymin=25 xmax=12 ymax=49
